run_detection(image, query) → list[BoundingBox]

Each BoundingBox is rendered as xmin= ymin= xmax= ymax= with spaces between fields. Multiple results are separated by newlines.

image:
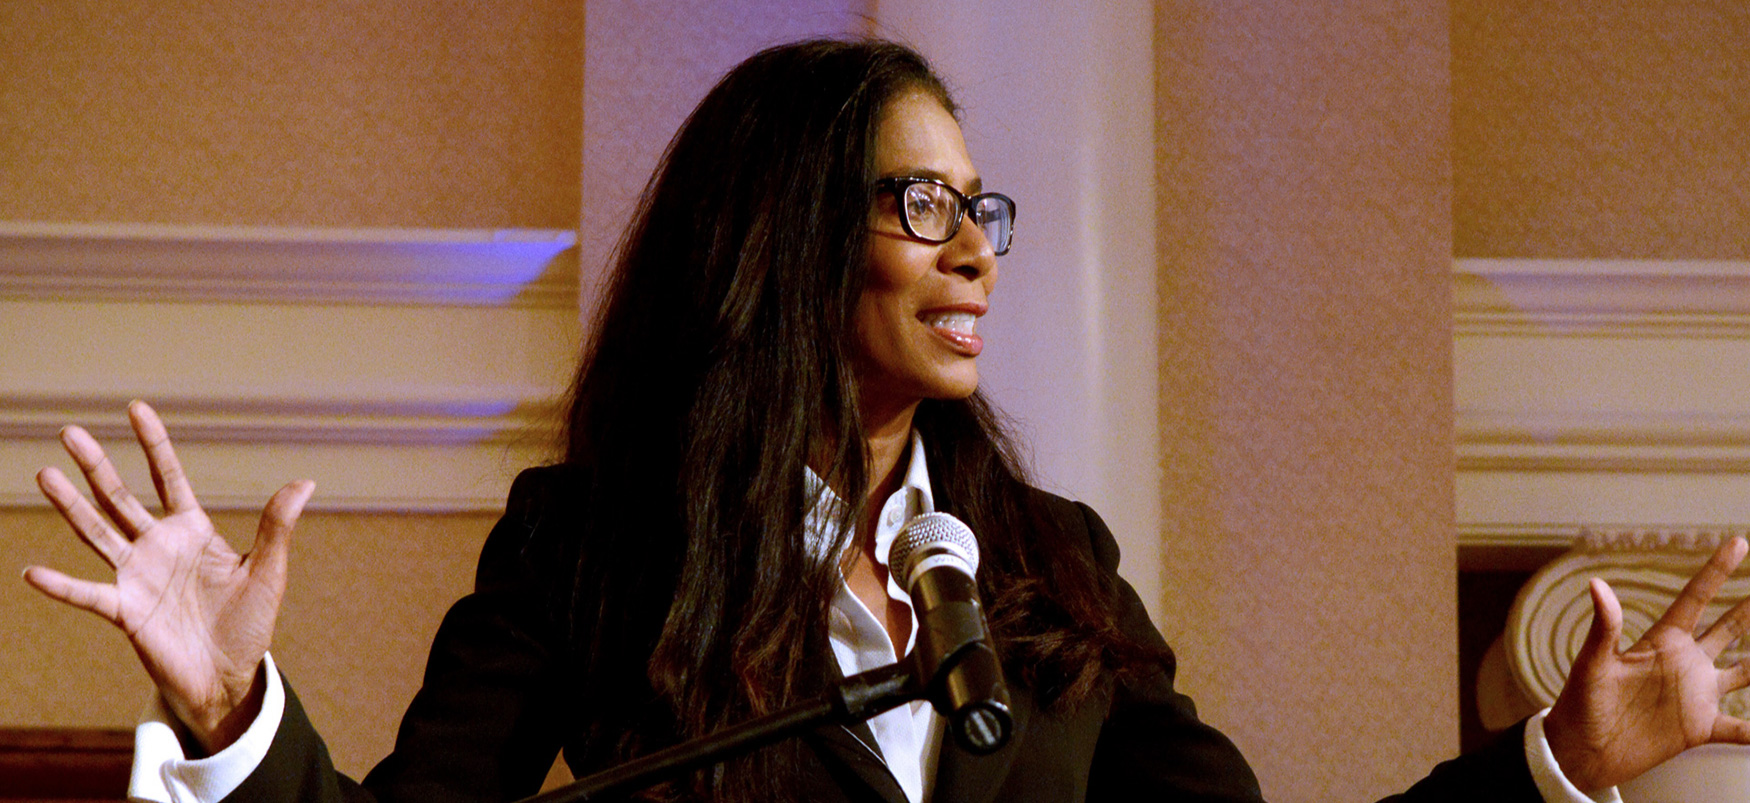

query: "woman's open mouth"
xmin=921 ymin=310 xmax=983 ymax=356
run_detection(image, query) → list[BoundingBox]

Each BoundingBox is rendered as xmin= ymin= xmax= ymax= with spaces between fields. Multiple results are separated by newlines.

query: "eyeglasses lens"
xmin=902 ymin=183 xmax=957 ymax=240
xmin=972 ymin=196 xmax=1013 ymax=254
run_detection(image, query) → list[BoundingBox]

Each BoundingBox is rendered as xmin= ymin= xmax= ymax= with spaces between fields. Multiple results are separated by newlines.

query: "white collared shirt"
xmin=804 ymin=429 xmax=943 ymax=803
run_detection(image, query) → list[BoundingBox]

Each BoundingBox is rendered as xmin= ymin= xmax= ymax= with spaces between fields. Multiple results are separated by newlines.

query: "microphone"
xmin=889 ymin=512 xmax=1012 ymax=754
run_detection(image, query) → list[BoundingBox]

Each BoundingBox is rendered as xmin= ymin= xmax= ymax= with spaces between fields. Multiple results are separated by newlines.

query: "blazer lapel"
xmin=808 ymin=721 xmax=910 ymax=803
xmin=800 ymin=650 xmax=910 ymax=803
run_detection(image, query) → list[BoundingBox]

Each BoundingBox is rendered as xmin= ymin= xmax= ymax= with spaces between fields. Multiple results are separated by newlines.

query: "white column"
xmin=872 ymin=2 xmax=1163 ymax=619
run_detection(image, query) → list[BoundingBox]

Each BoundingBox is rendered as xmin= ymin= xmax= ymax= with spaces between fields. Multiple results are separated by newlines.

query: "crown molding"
xmin=1455 ymin=258 xmax=1750 ymax=338
xmin=1457 ymin=410 xmax=1750 ymax=473
xmin=0 ymin=390 xmax=563 ymax=513
xmin=0 ymin=221 xmax=580 ymax=307
xmin=0 ymin=390 xmax=560 ymax=446
xmin=0 ymin=488 xmax=521 ymax=515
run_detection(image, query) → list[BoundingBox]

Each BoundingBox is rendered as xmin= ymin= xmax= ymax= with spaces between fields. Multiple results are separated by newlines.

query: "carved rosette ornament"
xmin=1507 ymin=527 xmax=1750 ymax=720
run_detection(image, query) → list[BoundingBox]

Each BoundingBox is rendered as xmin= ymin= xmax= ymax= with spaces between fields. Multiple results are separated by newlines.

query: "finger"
xmin=1720 ymin=660 xmax=1750 ymax=693
xmin=21 ymin=565 xmax=121 ymax=623
xmin=244 ymin=480 xmax=316 ymax=579
xmin=1711 ymin=715 xmax=1750 ymax=744
xmin=1656 ymin=537 xmax=1749 ymax=635
xmin=60 ymin=424 xmax=156 ymax=536
xmin=1575 ymin=578 xmax=1626 ymax=666
xmin=37 ymin=467 xmax=131 ymax=568
xmin=128 ymin=401 xmax=200 ymax=514
xmin=1699 ymin=591 xmax=1750 ymax=657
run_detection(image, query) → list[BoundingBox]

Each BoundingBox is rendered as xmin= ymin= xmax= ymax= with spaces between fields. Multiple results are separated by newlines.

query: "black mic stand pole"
xmin=516 ymin=661 xmax=919 ymax=803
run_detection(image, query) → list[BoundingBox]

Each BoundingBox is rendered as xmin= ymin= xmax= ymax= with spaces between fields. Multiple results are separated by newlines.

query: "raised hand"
xmin=21 ymin=401 xmax=314 ymax=754
xmin=1544 ymin=536 xmax=1750 ymax=790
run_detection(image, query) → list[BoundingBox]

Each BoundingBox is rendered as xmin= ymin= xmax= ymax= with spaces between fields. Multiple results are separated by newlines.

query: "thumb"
xmin=1575 ymin=577 xmax=1624 ymax=670
xmin=247 ymin=480 xmax=315 ymax=578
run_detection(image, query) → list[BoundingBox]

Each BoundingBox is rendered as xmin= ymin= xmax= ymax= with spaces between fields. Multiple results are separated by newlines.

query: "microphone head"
xmin=890 ymin=511 xmax=980 ymax=585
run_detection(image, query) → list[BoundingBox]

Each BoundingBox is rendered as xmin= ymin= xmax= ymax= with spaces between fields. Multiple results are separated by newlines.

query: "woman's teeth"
xmin=921 ymin=311 xmax=976 ymax=333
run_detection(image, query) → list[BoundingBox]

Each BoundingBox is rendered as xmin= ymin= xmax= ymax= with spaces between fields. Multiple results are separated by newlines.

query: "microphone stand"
xmin=516 ymin=661 xmax=920 ymax=803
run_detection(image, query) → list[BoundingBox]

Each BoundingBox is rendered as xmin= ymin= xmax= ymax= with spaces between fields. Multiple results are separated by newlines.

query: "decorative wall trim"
xmin=1575 ymin=525 xmax=1750 ymax=551
xmin=0 ymin=390 xmax=564 ymax=513
xmin=0 ymin=390 xmax=560 ymax=447
xmin=1458 ymin=523 xmax=1585 ymax=550
xmin=1455 ymin=258 xmax=1750 ymax=338
xmin=0 ymin=221 xmax=580 ymax=307
xmin=0 ymin=484 xmax=532 ymax=515
xmin=1457 ymin=410 xmax=1750 ymax=473
xmin=1452 ymin=525 xmax=1750 ymax=551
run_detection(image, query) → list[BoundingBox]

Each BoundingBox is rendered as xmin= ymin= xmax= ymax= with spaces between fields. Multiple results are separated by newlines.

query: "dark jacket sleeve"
xmin=1377 ymin=722 xmax=1542 ymax=803
xmin=1069 ymin=499 xmax=1543 ymax=802
xmin=224 ymin=467 xmax=577 ymax=803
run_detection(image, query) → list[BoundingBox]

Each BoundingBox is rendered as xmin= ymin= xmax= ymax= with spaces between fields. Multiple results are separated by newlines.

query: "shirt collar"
xmin=803 ymin=429 xmax=935 ymax=566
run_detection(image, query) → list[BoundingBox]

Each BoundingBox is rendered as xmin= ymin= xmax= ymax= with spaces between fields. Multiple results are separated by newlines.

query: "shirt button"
xmin=884 ymin=504 xmax=903 ymax=527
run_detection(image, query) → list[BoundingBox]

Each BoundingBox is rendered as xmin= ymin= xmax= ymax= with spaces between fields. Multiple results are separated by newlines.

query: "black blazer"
xmin=225 ymin=466 xmax=1544 ymax=802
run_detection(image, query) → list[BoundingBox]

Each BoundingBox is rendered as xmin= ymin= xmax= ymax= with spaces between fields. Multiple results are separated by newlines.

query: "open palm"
xmin=22 ymin=401 xmax=313 ymax=753
xmin=1545 ymin=537 xmax=1750 ymax=791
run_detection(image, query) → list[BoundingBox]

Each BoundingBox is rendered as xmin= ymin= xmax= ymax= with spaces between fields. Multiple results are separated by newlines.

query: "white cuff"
xmin=1525 ymin=708 xmax=1622 ymax=803
xmin=128 ymin=653 xmax=286 ymax=803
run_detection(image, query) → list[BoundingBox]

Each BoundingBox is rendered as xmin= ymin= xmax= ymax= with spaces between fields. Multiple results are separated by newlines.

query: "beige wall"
xmin=1453 ymin=3 xmax=1750 ymax=259
xmin=0 ymin=0 xmax=582 ymax=229
xmin=1156 ymin=3 xmax=1457 ymax=799
xmin=0 ymin=0 xmax=583 ymax=780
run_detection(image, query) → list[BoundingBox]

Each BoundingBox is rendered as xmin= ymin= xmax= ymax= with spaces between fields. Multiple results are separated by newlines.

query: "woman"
xmin=23 ymin=39 xmax=1750 ymax=802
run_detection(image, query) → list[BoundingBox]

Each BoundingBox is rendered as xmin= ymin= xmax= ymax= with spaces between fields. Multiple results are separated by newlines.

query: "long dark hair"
xmin=561 ymin=38 xmax=1153 ymax=801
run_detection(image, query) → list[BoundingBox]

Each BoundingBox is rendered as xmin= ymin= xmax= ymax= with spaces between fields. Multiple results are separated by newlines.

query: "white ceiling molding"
xmin=1455 ymin=258 xmax=1750 ymax=338
xmin=0 ymin=390 xmax=560 ymax=447
xmin=0 ymin=237 xmax=583 ymax=513
xmin=1457 ymin=410 xmax=1750 ymax=473
xmin=0 ymin=221 xmax=580 ymax=307
xmin=0 ymin=438 xmax=553 ymax=513
xmin=1455 ymin=259 xmax=1750 ymax=546
xmin=0 ymin=388 xmax=566 ymax=513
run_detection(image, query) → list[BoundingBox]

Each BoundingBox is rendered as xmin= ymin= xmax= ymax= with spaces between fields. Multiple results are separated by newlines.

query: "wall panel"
xmin=1156 ymin=3 xmax=1456 ymax=798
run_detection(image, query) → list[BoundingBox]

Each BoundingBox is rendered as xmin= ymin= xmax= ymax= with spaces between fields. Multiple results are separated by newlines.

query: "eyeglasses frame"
xmin=873 ymin=176 xmax=1016 ymax=256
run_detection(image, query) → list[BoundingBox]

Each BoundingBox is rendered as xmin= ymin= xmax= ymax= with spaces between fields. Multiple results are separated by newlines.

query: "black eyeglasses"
xmin=874 ymin=177 xmax=1016 ymax=256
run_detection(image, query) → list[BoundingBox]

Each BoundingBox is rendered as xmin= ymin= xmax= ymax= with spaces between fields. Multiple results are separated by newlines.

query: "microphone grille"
xmin=890 ymin=511 xmax=979 ymax=582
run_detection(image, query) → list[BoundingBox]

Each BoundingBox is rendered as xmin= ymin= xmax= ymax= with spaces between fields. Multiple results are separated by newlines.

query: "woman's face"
xmin=854 ymin=90 xmax=1000 ymax=419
